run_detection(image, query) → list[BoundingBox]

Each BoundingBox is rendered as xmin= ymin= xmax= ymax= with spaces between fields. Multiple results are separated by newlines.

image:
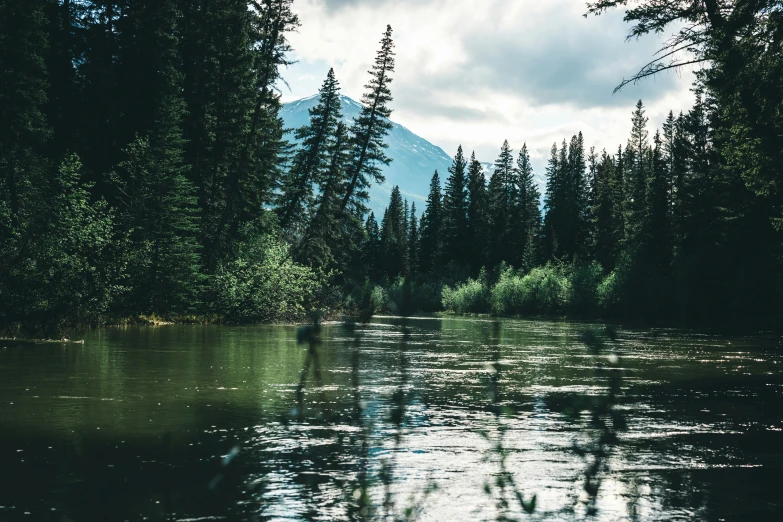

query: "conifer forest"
xmin=1 ymin=0 xmax=782 ymax=335
xmin=4 ymin=2 xmax=783 ymax=521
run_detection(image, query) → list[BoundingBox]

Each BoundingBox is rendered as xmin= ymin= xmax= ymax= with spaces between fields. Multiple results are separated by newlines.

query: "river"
xmin=0 ymin=317 xmax=781 ymax=521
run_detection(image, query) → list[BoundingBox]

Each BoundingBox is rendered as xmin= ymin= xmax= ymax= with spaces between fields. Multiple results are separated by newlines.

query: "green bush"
xmin=410 ymin=279 xmax=443 ymax=313
xmin=491 ymin=267 xmax=532 ymax=314
xmin=568 ymin=262 xmax=604 ymax=315
xmin=370 ymin=285 xmax=390 ymax=313
xmin=489 ymin=263 xmax=602 ymax=317
xmin=213 ymin=236 xmax=329 ymax=323
xmin=597 ymin=252 xmax=631 ymax=314
xmin=1 ymin=154 xmax=118 ymax=336
xmin=536 ymin=265 xmax=569 ymax=314
xmin=441 ymin=275 xmax=490 ymax=314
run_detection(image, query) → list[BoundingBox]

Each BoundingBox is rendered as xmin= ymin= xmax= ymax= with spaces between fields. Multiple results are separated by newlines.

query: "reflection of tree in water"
xmin=274 ymin=317 xmax=626 ymax=521
xmin=480 ymin=321 xmax=537 ymax=520
xmin=284 ymin=316 xmax=436 ymax=521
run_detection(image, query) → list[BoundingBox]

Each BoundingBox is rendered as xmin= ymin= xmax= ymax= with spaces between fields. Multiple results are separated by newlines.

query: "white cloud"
xmin=280 ymin=0 xmax=698 ymax=171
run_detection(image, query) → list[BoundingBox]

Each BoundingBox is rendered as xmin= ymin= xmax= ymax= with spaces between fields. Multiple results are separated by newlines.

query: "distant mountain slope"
xmin=280 ymin=95 xmax=545 ymax=215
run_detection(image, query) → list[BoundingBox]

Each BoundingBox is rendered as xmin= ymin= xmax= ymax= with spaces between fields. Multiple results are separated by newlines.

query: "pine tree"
xmin=614 ymin=144 xmax=627 ymax=245
xmin=362 ymin=212 xmax=381 ymax=279
xmin=43 ymin=0 xmax=79 ymax=157
xmin=546 ymin=133 xmax=589 ymax=263
xmin=625 ymin=100 xmax=650 ymax=246
xmin=591 ymin=150 xmax=622 ymax=271
xmin=208 ymin=0 xmax=300 ymax=267
xmin=487 ymin=140 xmax=515 ymax=267
xmin=299 ymin=121 xmax=352 ymax=269
xmin=339 ymin=25 xmax=395 ymax=216
xmin=442 ymin=145 xmax=469 ymax=266
xmin=543 ymin=142 xmax=561 ymax=261
xmin=569 ymin=132 xmax=589 ymax=260
xmin=378 ymin=187 xmax=407 ymax=278
xmin=644 ymin=130 xmax=671 ymax=272
xmin=180 ymin=0 xmax=257 ymax=261
xmin=73 ymin=0 xmax=128 ymax=183
xmin=114 ymin=0 xmax=203 ymax=314
xmin=419 ymin=171 xmax=443 ymax=273
xmin=466 ymin=152 xmax=489 ymax=274
xmin=277 ymin=68 xmax=343 ymax=234
xmin=517 ymin=143 xmax=542 ymax=270
xmin=0 ymin=0 xmax=51 ymax=235
xmin=669 ymin=112 xmax=689 ymax=248
xmin=0 ymin=0 xmax=53 ymax=329
xmin=408 ymin=203 xmax=419 ymax=276
xmin=378 ymin=207 xmax=391 ymax=277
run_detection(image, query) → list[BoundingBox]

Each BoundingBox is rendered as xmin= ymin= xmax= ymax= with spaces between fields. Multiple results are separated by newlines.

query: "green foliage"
xmin=370 ymin=285 xmax=390 ymax=314
xmin=379 ymin=186 xmax=408 ymax=278
xmin=489 ymin=265 xmax=567 ymax=316
xmin=419 ymin=171 xmax=443 ymax=273
xmin=363 ymin=276 xmax=443 ymax=315
xmin=466 ymin=152 xmax=489 ymax=274
xmin=569 ymin=262 xmax=603 ymax=316
xmin=440 ymin=263 xmax=604 ymax=318
xmin=442 ymin=273 xmax=490 ymax=314
xmin=597 ymin=252 xmax=632 ymax=315
xmin=339 ymin=25 xmax=396 ymax=216
xmin=214 ymin=236 xmax=329 ymax=323
xmin=277 ymin=68 xmax=343 ymax=234
xmin=442 ymin=145 xmax=469 ymax=266
xmin=1 ymin=154 xmax=117 ymax=336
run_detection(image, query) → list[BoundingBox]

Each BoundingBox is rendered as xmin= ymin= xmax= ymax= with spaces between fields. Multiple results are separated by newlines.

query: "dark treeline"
xmin=361 ymin=0 xmax=783 ymax=328
xmin=0 ymin=0 xmax=396 ymax=334
xmin=2 ymin=0 xmax=782 ymax=333
xmin=366 ymin=90 xmax=782 ymax=327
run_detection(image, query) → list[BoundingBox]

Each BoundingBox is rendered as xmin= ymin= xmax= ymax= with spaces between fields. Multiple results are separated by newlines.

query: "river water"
xmin=0 ymin=317 xmax=782 ymax=521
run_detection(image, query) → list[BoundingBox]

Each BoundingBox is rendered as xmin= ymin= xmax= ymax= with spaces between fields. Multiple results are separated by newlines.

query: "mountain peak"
xmin=281 ymin=94 xmax=452 ymax=213
xmin=281 ymin=95 xmax=545 ymax=213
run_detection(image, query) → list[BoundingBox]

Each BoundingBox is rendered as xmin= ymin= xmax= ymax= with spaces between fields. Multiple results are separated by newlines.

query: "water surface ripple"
xmin=0 ymin=317 xmax=781 ymax=521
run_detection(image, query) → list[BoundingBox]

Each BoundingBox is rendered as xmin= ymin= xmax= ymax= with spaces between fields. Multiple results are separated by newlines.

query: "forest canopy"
xmin=0 ymin=0 xmax=781 ymax=335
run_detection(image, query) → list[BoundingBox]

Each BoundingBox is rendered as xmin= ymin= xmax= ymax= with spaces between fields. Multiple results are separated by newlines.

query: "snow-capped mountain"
xmin=280 ymin=95 xmax=545 ymax=215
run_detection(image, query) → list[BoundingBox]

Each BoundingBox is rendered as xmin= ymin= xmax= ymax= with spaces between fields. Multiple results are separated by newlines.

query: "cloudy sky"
xmin=279 ymin=0 xmax=699 ymax=170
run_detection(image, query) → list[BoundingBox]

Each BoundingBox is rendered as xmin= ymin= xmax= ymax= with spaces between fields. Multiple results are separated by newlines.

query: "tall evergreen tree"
xmin=0 ymin=0 xmax=51 ymax=237
xmin=590 ymin=150 xmax=622 ymax=271
xmin=114 ymin=0 xmax=203 ymax=314
xmin=466 ymin=152 xmax=489 ymax=274
xmin=299 ymin=121 xmax=352 ymax=269
xmin=543 ymin=142 xmax=562 ymax=261
xmin=362 ymin=212 xmax=381 ymax=279
xmin=339 ymin=25 xmax=395 ymax=216
xmin=487 ymin=140 xmax=516 ymax=267
xmin=625 ymin=100 xmax=650 ymax=246
xmin=379 ymin=186 xmax=407 ymax=277
xmin=568 ymin=132 xmax=589 ymax=260
xmin=408 ymin=202 xmax=419 ymax=276
xmin=277 ymin=68 xmax=343 ymax=234
xmin=644 ymin=130 xmax=671 ymax=272
xmin=179 ymin=0 xmax=257 ymax=260
xmin=516 ymin=144 xmax=542 ymax=270
xmin=442 ymin=145 xmax=469 ymax=266
xmin=43 ymin=0 xmax=79 ymax=157
xmin=208 ymin=0 xmax=299 ymax=267
xmin=419 ymin=171 xmax=443 ymax=273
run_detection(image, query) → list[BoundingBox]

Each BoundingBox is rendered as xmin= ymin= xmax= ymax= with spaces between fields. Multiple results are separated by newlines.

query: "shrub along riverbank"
xmin=363 ymin=258 xmax=782 ymax=331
